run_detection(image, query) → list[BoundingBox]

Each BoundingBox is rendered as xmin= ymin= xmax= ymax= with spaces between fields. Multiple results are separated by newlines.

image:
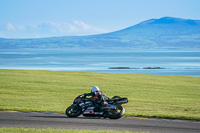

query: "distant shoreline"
xmin=108 ymin=67 xmax=166 ymax=69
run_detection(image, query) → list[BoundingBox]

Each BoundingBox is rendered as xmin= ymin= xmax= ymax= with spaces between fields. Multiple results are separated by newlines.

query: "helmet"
xmin=91 ymin=86 xmax=100 ymax=93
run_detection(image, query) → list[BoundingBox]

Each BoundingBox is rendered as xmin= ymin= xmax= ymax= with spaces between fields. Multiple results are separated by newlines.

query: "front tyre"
xmin=106 ymin=105 xmax=125 ymax=119
xmin=65 ymin=105 xmax=82 ymax=117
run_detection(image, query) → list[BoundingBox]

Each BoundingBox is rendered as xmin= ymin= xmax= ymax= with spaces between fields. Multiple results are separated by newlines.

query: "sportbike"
xmin=66 ymin=94 xmax=128 ymax=119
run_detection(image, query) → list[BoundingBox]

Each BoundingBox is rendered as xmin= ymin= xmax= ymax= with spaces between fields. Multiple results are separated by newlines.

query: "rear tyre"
xmin=65 ymin=105 xmax=82 ymax=117
xmin=106 ymin=105 xmax=125 ymax=119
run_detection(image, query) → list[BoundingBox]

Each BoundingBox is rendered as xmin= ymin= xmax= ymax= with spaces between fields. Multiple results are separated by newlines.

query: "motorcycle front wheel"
xmin=106 ymin=105 xmax=125 ymax=119
xmin=65 ymin=105 xmax=82 ymax=117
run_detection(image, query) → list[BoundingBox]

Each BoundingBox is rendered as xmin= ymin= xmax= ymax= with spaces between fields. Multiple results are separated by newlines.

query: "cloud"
xmin=0 ymin=21 xmax=108 ymax=38
xmin=18 ymin=26 xmax=26 ymax=30
xmin=41 ymin=21 xmax=107 ymax=34
xmin=73 ymin=20 xmax=91 ymax=29
xmin=6 ymin=23 xmax=15 ymax=31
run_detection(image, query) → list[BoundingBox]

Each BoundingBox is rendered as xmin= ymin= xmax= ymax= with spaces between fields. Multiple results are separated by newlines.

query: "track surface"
xmin=0 ymin=111 xmax=200 ymax=133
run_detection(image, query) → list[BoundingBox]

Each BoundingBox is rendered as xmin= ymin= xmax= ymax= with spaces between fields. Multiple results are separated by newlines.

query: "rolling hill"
xmin=0 ymin=17 xmax=200 ymax=50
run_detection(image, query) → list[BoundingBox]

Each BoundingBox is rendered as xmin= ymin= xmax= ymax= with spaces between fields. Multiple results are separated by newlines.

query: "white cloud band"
xmin=0 ymin=21 xmax=108 ymax=38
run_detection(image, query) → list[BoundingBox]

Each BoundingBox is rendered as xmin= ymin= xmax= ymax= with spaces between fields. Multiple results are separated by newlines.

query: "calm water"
xmin=0 ymin=49 xmax=200 ymax=77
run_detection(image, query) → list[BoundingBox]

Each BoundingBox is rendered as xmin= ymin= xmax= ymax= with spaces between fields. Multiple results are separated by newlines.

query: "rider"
xmin=83 ymin=86 xmax=109 ymax=109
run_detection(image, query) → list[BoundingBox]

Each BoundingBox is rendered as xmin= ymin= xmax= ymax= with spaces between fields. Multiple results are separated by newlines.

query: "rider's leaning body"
xmin=83 ymin=86 xmax=109 ymax=107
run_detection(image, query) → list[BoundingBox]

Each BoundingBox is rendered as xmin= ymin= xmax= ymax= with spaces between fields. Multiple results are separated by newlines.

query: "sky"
xmin=0 ymin=0 xmax=200 ymax=38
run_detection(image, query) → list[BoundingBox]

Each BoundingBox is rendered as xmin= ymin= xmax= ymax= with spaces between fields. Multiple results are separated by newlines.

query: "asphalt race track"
xmin=0 ymin=111 xmax=200 ymax=133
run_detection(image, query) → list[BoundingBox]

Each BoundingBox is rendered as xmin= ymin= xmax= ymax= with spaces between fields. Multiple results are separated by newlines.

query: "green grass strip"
xmin=0 ymin=127 xmax=147 ymax=133
xmin=0 ymin=69 xmax=200 ymax=120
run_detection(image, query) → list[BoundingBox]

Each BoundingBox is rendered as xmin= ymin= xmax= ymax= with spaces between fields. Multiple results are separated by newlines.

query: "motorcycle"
xmin=65 ymin=94 xmax=128 ymax=119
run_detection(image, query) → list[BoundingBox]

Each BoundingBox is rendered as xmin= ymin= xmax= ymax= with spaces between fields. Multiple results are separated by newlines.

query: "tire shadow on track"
xmin=30 ymin=115 xmax=104 ymax=119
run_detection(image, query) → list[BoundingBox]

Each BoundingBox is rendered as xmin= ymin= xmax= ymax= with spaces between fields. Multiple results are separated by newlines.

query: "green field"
xmin=0 ymin=69 xmax=199 ymax=120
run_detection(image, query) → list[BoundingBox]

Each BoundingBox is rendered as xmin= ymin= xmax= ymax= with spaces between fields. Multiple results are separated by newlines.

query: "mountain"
xmin=1 ymin=17 xmax=200 ymax=50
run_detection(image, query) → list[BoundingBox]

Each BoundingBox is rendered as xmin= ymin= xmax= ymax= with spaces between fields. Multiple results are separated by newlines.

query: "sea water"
xmin=0 ymin=49 xmax=200 ymax=77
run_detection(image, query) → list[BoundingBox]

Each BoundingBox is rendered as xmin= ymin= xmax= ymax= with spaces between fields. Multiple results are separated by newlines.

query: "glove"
xmin=102 ymin=101 xmax=108 ymax=106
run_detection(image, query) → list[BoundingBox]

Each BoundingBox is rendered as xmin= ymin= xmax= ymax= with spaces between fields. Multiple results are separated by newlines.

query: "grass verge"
xmin=0 ymin=69 xmax=200 ymax=120
xmin=0 ymin=128 xmax=147 ymax=133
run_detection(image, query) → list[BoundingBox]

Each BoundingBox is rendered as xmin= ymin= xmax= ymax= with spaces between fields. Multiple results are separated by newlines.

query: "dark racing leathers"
xmin=83 ymin=91 xmax=110 ymax=110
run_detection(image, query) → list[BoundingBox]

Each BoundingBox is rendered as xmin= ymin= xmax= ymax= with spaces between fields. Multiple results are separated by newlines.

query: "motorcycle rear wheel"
xmin=106 ymin=105 xmax=125 ymax=119
xmin=65 ymin=105 xmax=82 ymax=117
